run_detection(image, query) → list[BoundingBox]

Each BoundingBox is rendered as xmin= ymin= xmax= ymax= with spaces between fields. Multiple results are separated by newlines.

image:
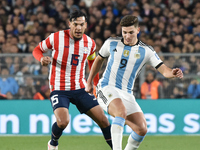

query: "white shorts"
xmin=97 ymin=85 xmax=142 ymax=116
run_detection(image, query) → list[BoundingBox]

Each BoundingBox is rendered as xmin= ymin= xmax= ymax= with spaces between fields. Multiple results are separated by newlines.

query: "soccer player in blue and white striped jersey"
xmin=86 ymin=15 xmax=183 ymax=150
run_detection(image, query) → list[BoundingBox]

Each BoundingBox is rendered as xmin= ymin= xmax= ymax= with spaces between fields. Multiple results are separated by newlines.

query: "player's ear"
xmin=137 ymin=27 xmax=140 ymax=34
xmin=68 ymin=20 xmax=71 ymax=28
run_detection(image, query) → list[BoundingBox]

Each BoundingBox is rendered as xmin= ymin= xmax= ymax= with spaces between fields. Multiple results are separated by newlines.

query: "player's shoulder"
xmin=104 ymin=36 xmax=122 ymax=45
xmin=83 ymin=34 xmax=95 ymax=43
xmin=51 ymin=30 xmax=65 ymax=36
xmin=138 ymin=40 xmax=155 ymax=52
xmin=56 ymin=30 xmax=65 ymax=34
xmin=107 ymin=36 xmax=122 ymax=41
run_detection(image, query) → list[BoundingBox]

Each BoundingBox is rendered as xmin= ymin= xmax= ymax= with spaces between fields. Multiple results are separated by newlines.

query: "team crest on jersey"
xmin=134 ymin=49 xmax=141 ymax=59
xmin=134 ymin=52 xmax=141 ymax=59
xmin=83 ymin=47 xmax=89 ymax=54
xmin=123 ymin=50 xmax=129 ymax=57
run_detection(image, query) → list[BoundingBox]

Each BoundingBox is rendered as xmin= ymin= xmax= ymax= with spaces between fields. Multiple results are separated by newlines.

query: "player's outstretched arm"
xmin=157 ymin=64 xmax=183 ymax=79
xmin=85 ymin=55 xmax=105 ymax=94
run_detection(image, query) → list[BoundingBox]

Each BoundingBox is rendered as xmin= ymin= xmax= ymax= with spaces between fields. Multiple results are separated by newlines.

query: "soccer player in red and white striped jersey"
xmin=33 ymin=10 xmax=112 ymax=150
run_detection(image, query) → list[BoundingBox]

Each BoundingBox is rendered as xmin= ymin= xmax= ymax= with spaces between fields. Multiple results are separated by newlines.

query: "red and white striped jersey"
xmin=39 ymin=29 xmax=96 ymax=91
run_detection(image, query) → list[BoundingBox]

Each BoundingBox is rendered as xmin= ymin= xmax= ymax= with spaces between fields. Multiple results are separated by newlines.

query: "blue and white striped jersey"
xmin=98 ymin=37 xmax=163 ymax=94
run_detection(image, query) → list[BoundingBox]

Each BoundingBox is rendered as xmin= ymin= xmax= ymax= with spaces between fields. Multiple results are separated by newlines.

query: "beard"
xmin=73 ymin=31 xmax=83 ymax=41
xmin=73 ymin=36 xmax=82 ymax=41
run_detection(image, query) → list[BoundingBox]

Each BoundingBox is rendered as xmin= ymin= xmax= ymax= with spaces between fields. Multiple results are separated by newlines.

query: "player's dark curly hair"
xmin=69 ymin=10 xmax=87 ymax=22
xmin=120 ymin=15 xmax=139 ymax=27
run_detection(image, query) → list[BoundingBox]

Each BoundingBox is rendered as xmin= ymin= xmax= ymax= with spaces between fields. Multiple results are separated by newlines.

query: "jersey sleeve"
xmin=98 ymin=39 xmax=110 ymax=58
xmin=88 ymin=38 xmax=96 ymax=57
xmin=39 ymin=33 xmax=54 ymax=52
xmin=32 ymin=33 xmax=54 ymax=61
xmin=148 ymin=50 xmax=163 ymax=68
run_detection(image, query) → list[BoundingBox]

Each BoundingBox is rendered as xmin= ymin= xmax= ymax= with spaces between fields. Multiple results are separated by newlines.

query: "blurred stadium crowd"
xmin=0 ymin=0 xmax=200 ymax=100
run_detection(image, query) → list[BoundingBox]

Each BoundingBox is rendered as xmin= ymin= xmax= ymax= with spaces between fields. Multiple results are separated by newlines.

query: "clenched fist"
xmin=172 ymin=68 xmax=183 ymax=79
xmin=40 ymin=56 xmax=51 ymax=66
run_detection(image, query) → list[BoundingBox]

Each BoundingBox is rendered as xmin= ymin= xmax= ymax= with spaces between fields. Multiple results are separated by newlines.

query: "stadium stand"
xmin=0 ymin=0 xmax=200 ymax=99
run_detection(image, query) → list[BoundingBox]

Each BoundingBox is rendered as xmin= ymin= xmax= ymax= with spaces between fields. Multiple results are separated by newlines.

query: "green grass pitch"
xmin=0 ymin=135 xmax=199 ymax=150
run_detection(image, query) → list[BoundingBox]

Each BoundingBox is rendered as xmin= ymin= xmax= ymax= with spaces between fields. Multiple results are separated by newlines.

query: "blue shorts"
xmin=49 ymin=88 xmax=98 ymax=114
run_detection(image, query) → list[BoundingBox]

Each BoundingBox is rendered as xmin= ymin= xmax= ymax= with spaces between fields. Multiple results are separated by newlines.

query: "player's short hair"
xmin=120 ymin=15 xmax=139 ymax=27
xmin=69 ymin=10 xmax=87 ymax=22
